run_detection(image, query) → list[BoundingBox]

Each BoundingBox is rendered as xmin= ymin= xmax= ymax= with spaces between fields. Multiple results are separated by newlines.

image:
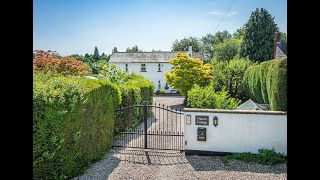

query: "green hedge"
xmin=266 ymin=58 xmax=287 ymax=111
xmin=243 ymin=58 xmax=287 ymax=111
xmin=33 ymin=73 xmax=121 ymax=179
xmin=242 ymin=66 xmax=256 ymax=102
xmin=250 ymin=65 xmax=264 ymax=103
xmin=115 ymin=73 xmax=154 ymax=131
xmin=259 ymin=60 xmax=273 ymax=104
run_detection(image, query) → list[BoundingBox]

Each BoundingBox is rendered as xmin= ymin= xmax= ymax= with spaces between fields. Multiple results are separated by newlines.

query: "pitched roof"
xmin=236 ymin=99 xmax=269 ymax=111
xmin=275 ymin=42 xmax=287 ymax=59
xmin=109 ymin=51 xmax=202 ymax=63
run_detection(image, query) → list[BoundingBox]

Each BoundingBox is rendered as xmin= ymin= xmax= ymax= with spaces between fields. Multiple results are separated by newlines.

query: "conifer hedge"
xmin=242 ymin=57 xmax=287 ymax=111
xmin=33 ymin=73 xmax=121 ymax=179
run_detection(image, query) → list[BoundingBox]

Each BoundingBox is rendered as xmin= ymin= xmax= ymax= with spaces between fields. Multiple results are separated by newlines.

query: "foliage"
xmin=187 ymin=84 xmax=240 ymax=109
xmin=90 ymin=60 xmax=108 ymax=74
xmin=266 ymin=58 xmax=287 ymax=111
xmin=210 ymin=58 xmax=253 ymax=102
xmin=240 ymin=8 xmax=279 ymax=62
xmin=171 ymin=36 xmax=201 ymax=52
xmin=200 ymin=30 xmax=232 ymax=62
xmin=93 ymin=46 xmax=100 ymax=62
xmin=156 ymin=89 xmax=166 ymax=94
xmin=115 ymin=73 xmax=154 ymax=131
xmin=33 ymin=72 xmax=121 ymax=179
xmin=222 ymin=148 xmax=287 ymax=165
xmin=165 ymin=52 xmax=213 ymax=96
xmin=98 ymin=63 xmax=128 ymax=83
xmin=33 ymin=50 xmax=91 ymax=76
xmin=259 ymin=60 xmax=273 ymax=104
xmin=126 ymin=45 xmax=142 ymax=52
xmin=112 ymin=47 xmax=118 ymax=53
xmin=243 ymin=58 xmax=287 ymax=111
xmin=233 ymin=26 xmax=246 ymax=40
xmin=248 ymin=65 xmax=264 ymax=103
xmin=212 ymin=38 xmax=241 ymax=61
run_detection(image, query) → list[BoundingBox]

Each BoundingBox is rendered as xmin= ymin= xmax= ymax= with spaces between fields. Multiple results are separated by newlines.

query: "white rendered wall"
xmin=112 ymin=62 xmax=173 ymax=93
xmin=184 ymin=109 xmax=287 ymax=155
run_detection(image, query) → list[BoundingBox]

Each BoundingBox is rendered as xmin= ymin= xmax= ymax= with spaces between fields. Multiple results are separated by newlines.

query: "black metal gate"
xmin=113 ymin=101 xmax=184 ymax=150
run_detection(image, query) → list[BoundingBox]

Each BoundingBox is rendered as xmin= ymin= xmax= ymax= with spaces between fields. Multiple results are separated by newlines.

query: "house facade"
xmin=108 ymin=47 xmax=202 ymax=93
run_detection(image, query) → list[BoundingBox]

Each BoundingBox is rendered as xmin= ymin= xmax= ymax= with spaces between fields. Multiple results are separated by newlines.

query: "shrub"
xmin=33 ymin=50 xmax=91 ymax=76
xmin=115 ymin=73 xmax=154 ymax=131
xmin=98 ymin=63 xmax=128 ymax=83
xmin=187 ymin=84 xmax=240 ymax=109
xmin=33 ymin=72 xmax=121 ymax=179
xmin=222 ymin=148 xmax=287 ymax=165
xmin=266 ymin=58 xmax=287 ymax=111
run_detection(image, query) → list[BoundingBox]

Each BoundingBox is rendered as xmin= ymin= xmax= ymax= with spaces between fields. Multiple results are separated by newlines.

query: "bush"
xmin=33 ymin=50 xmax=91 ymax=76
xmin=266 ymin=58 xmax=287 ymax=111
xmin=259 ymin=60 xmax=273 ymax=104
xmin=222 ymin=148 xmax=287 ymax=165
xmin=33 ymin=72 xmax=121 ymax=179
xmin=211 ymin=58 xmax=253 ymax=102
xmin=187 ymin=84 xmax=240 ymax=109
xmin=115 ymin=73 xmax=154 ymax=132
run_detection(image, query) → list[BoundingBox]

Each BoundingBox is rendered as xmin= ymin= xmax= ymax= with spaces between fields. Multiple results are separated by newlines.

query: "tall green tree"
xmin=240 ymin=8 xmax=279 ymax=62
xmin=126 ymin=45 xmax=142 ymax=52
xmin=233 ymin=26 xmax=246 ymax=40
xmin=171 ymin=37 xmax=201 ymax=52
xmin=93 ymin=46 xmax=100 ymax=61
xmin=212 ymin=38 xmax=241 ymax=61
xmin=200 ymin=30 xmax=232 ymax=62
xmin=112 ymin=47 xmax=118 ymax=53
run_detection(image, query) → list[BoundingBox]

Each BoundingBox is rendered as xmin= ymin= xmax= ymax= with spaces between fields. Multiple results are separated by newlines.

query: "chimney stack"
xmin=274 ymin=32 xmax=280 ymax=59
xmin=188 ymin=46 xmax=192 ymax=58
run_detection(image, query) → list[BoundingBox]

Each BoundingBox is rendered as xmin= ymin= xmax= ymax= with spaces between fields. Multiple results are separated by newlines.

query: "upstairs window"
xmin=141 ymin=64 xmax=146 ymax=72
xmin=158 ymin=63 xmax=161 ymax=72
xmin=125 ymin=64 xmax=128 ymax=72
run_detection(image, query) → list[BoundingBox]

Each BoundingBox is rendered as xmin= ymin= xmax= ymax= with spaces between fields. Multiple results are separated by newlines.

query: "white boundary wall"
xmin=184 ymin=108 xmax=287 ymax=155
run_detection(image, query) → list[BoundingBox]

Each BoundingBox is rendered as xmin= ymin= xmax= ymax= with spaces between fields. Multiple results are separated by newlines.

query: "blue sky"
xmin=33 ymin=0 xmax=287 ymax=56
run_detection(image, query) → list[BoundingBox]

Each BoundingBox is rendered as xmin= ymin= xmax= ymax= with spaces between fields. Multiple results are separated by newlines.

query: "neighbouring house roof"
xmin=236 ymin=99 xmax=269 ymax=111
xmin=275 ymin=42 xmax=287 ymax=59
xmin=109 ymin=51 xmax=202 ymax=63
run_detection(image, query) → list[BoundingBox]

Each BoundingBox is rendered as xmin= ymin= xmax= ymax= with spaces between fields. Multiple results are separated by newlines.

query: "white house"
xmin=108 ymin=47 xmax=202 ymax=93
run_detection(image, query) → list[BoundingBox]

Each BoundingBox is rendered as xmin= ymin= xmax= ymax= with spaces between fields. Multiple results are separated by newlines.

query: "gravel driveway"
xmin=74 ymin=96 xmax=287 ymax=180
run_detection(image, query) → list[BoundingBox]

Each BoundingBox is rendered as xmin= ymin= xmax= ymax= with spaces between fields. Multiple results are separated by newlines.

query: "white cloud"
xmin=208 ymin=10 xmax=238 ymax=17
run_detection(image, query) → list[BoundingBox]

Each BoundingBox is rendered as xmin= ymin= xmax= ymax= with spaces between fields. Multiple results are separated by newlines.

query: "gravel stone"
xmin=74 ymin=96 xmax=287 ymax=180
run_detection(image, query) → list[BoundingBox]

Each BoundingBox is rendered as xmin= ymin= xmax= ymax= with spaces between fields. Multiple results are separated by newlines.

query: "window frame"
xmin=141 ymin=63 xmax=146 ymax=72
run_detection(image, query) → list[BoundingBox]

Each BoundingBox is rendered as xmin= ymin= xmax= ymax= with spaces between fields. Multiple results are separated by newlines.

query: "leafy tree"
xmin=211 ymin=58 xmax=253 ymax=101
xmin=70 ymin=54 xmax=85 ymax=62
xmin=240 ymin=8 xmax=279 ymax=62
xmin=200 ymin=30 xmax=232 ymax=62
xmin=213 ymin=38 xmax=241 ymax=61
xmin=33 ymin=50 xmax=90 ymax=76
xmin=112 ymin=47 xmax=118 ymax=53
xmin=91 ymin=60 xmax=108 ymax=74
xmin=126 ymin=45 xmax=142 ymax=52
xmin=98 ymin=63 xmax=128 ymax=83
xmin=171 ymin=37 xmax=201 ymax=52
xmin=233 ymin=26 xmax=246 ymax=40
xmin=93 ymin=46 xmax=100 ymax=61
xmin=165 ymin=52 xmax=213 ymax=96
xmin=84 ymin=53 xmax=90 ymax=58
